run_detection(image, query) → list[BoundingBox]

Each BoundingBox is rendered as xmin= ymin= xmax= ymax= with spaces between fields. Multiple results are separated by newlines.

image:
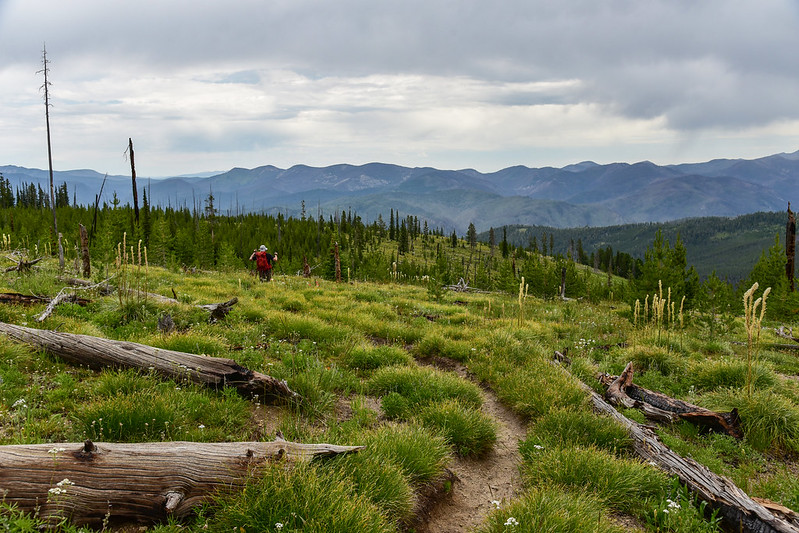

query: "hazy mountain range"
xmin=3 ymin=149 xmax=799 ymax=232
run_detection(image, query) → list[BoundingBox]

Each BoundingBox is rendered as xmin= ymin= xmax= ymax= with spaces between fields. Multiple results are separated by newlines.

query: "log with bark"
xmin=552 ymin=356 xmax=799 ymax=533
xmin=598 ymin=362 xmax=743 ymax=439
xmin=0 ymin=322 xmax=297 ymax=401
xmin=0 ymin=438 xmax=363 ymax=528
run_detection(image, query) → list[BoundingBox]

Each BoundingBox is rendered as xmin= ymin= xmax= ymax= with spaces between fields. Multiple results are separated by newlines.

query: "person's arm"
xmin=249 ymin=251 xmax=256 ymax=261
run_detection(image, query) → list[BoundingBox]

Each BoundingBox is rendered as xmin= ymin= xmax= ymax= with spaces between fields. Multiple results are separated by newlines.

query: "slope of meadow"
xmin=1 ymin=259 xmax=799 ymax=532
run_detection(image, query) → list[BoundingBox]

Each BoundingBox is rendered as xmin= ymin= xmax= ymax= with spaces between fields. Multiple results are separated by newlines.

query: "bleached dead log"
xmin=35 ymin=292 xmax=91 ymax=323
xmin=552 ymin=356 xmax=799 ymax=533
xmin=0 ymin=322 xmax=296 ymax=401
xmin=0 ymin=438 xmax=363 ymax=528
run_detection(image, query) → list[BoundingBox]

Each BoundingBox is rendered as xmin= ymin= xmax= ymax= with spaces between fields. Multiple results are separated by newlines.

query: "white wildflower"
xmin=491 ymin=500 xmax=501 ymax=509
xmin=57 ymin=478 xmax=74 ymax=487
xmin=275 ymin=523 xmax=284 ymax=530
xmin=12 ymin=398 xmax=27 ymax=408
xmin=504 ymin=516 xmax=519 ymax=526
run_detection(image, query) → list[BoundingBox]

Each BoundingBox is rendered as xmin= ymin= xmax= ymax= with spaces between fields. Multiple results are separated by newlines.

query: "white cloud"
xmin=1 ymin=0 xmax=798 ymax=175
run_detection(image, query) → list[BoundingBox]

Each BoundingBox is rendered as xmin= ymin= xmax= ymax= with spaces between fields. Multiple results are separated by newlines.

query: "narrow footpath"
xmin=418 ymin=359 xmax=528 ymax=533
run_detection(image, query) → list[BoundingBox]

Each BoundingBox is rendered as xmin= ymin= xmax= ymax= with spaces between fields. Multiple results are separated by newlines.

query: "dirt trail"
xmin=417 ymin=358 xmax=528 ymax=533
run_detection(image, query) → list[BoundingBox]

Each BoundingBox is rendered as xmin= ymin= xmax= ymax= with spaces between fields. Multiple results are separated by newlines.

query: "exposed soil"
xmin=416 ymin=357 xmax=528 ymax=533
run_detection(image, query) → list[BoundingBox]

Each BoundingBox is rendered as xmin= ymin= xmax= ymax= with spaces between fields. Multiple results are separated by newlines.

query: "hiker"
xmin=249 ymin=245 xmax=277 ymax=282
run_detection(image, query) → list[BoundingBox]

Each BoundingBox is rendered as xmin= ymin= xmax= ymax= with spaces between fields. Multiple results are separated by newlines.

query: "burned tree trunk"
xmin=79 ymin=223 xmax=90 ymax=278
xmin=599 ymin=362 xmax=742 ymax=438
xmin=0 ymin=322 xmax=296 ymax=402
xmin=129 ymin=138 xmax=139 ymax=223
xmin=0 ymin=438 xmax=362 ymax=528
xmin=787 ymin=203 xmax=796 ymax=292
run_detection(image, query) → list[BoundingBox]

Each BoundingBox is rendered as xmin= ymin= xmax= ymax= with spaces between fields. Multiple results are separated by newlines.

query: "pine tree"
xmin=467 ymin=222 xmax=477 ymax=249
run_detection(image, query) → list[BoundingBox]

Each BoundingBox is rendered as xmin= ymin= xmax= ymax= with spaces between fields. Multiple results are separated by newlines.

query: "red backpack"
xmin=256 ymin=251 xmax=272 ymax=270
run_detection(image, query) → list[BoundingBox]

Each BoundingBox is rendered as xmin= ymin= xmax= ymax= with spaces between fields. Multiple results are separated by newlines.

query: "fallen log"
xmin=552 ymin=356 xmax=799 ymax=533
xmin=0 ymin=322 xmax=296 ymax=401
xmin=35 ymin=292 xmax=92 ymax=322
xmin=0 ymin=292 xmax=48 ymax=305
xmin=0 ymin=438 xmax=363 ymax=528
xmin=599 ymin=362 xmax=743 ymax=439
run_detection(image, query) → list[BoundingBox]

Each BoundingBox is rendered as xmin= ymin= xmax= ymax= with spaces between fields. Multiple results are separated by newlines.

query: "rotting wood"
xmin=551 ymin=356 xmax=799 ymax=533
xmin=599 ymin=362 xmax=743 ymax=438
xmin=0 ymin=292 xmax=49 ymax=305
xmin=79 ymin=223 xmax=90 ymax=278
xmin=4 ymin=256 xmax=43 ymax=273
xmin=198 ymin=297 xmax=238 ymax=323
xmin=0 ymin=322 xmax=297 ymax=401
xmin=0 ymin=438 xmax=362 ymax=528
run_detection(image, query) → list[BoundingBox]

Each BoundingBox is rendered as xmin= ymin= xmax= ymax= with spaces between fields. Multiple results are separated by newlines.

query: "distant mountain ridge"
xmin=3 ymin=149 xmax=798 ymax=232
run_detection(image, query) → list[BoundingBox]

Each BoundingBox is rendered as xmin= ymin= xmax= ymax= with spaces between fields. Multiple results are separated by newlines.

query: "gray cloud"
xmin=1 ymin=0 xmax=798 ymax=174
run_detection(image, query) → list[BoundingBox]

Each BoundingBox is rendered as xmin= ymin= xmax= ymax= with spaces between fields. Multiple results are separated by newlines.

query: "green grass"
xmin=2 ymin=259 xmax=799 ymax=532
xmin=417 ymin=399 xmax=497 ymax=456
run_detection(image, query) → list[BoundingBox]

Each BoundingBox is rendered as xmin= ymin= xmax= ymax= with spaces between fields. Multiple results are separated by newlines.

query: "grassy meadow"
xmin=1 ymin=255 xmax=799 ymax=532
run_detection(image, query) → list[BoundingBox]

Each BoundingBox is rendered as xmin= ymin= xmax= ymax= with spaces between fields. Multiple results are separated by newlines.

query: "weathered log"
xmin=0 ymin=438 xmax=363 ymax=528
xmin=4 ymin=256 xmax=43 ymax=272
xmin=599 ymin=362 xmax=743 ymax=438
xmin=0 ymin=292 xmax=49 ymax=305
xmin=551 ymin=357 xmax=799 ymax=533
xmin=35 ymin=292 xmax=92 ymax=323
xmin=0 ymin=322 xmax=297 ymax=401
xmin=197 ymin=297 xmax=238 ymax=323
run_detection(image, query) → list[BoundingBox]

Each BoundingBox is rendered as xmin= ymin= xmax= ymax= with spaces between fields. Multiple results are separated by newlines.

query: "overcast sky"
xmin=1 ymin=0 xmax=798 ymax=177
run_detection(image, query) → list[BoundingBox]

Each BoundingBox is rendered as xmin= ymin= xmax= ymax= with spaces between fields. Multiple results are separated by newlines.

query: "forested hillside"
xmin=494 ymin=211 xmax=789 ymax=283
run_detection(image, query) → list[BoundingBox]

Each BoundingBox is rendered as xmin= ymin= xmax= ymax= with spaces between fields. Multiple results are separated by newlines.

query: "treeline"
xmin=0 ymin=177 xmax=70 ymax=209
xmin=0 ymin=196 xmax=795 ymax=321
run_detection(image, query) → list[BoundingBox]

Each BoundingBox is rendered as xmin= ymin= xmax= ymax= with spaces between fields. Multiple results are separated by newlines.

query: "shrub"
xmin=525 ymin=407 xmax=631 ymax=453
xmin=210 ymin=462 xmax=393 ymax=533
xmin=368 ymin=365 xmax=482 ymax=411
xmin=477 ymin=485 xmax=627 ymax=533
xmin=417 ymin=400 xmax=497 ymax=456
xmin=341 ymin=345 xmax=413 ymax=372
xmin=691 ymin=359 xmax=776 ymax=392
xmin=703 ymin=388 xmax=799 ymax=454
xmin=361 ymin=423 xmax=450 ymax=486
xmin=522 ymin=444 xmax=667 ymax=515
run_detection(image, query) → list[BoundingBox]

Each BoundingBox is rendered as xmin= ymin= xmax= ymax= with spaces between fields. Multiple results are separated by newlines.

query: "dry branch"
xmin=0 ymin=322 xmax=296 ymax=401
xmin=599 ymin=362 xmax=743 ymax=438
xmin=0 ymin=438 xmax=362 ymax=528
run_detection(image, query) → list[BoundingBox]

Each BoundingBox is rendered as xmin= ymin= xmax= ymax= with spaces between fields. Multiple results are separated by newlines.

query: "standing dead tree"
xmin=787 ymin=203 xmax=796 ymax=292
xmin=38 ymin=44 xmax=63 ymax=270
xmin=127 ymin=138 xmax=140 ymax=223
xmin=0 ymin=438 xmax=362 ymax=528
